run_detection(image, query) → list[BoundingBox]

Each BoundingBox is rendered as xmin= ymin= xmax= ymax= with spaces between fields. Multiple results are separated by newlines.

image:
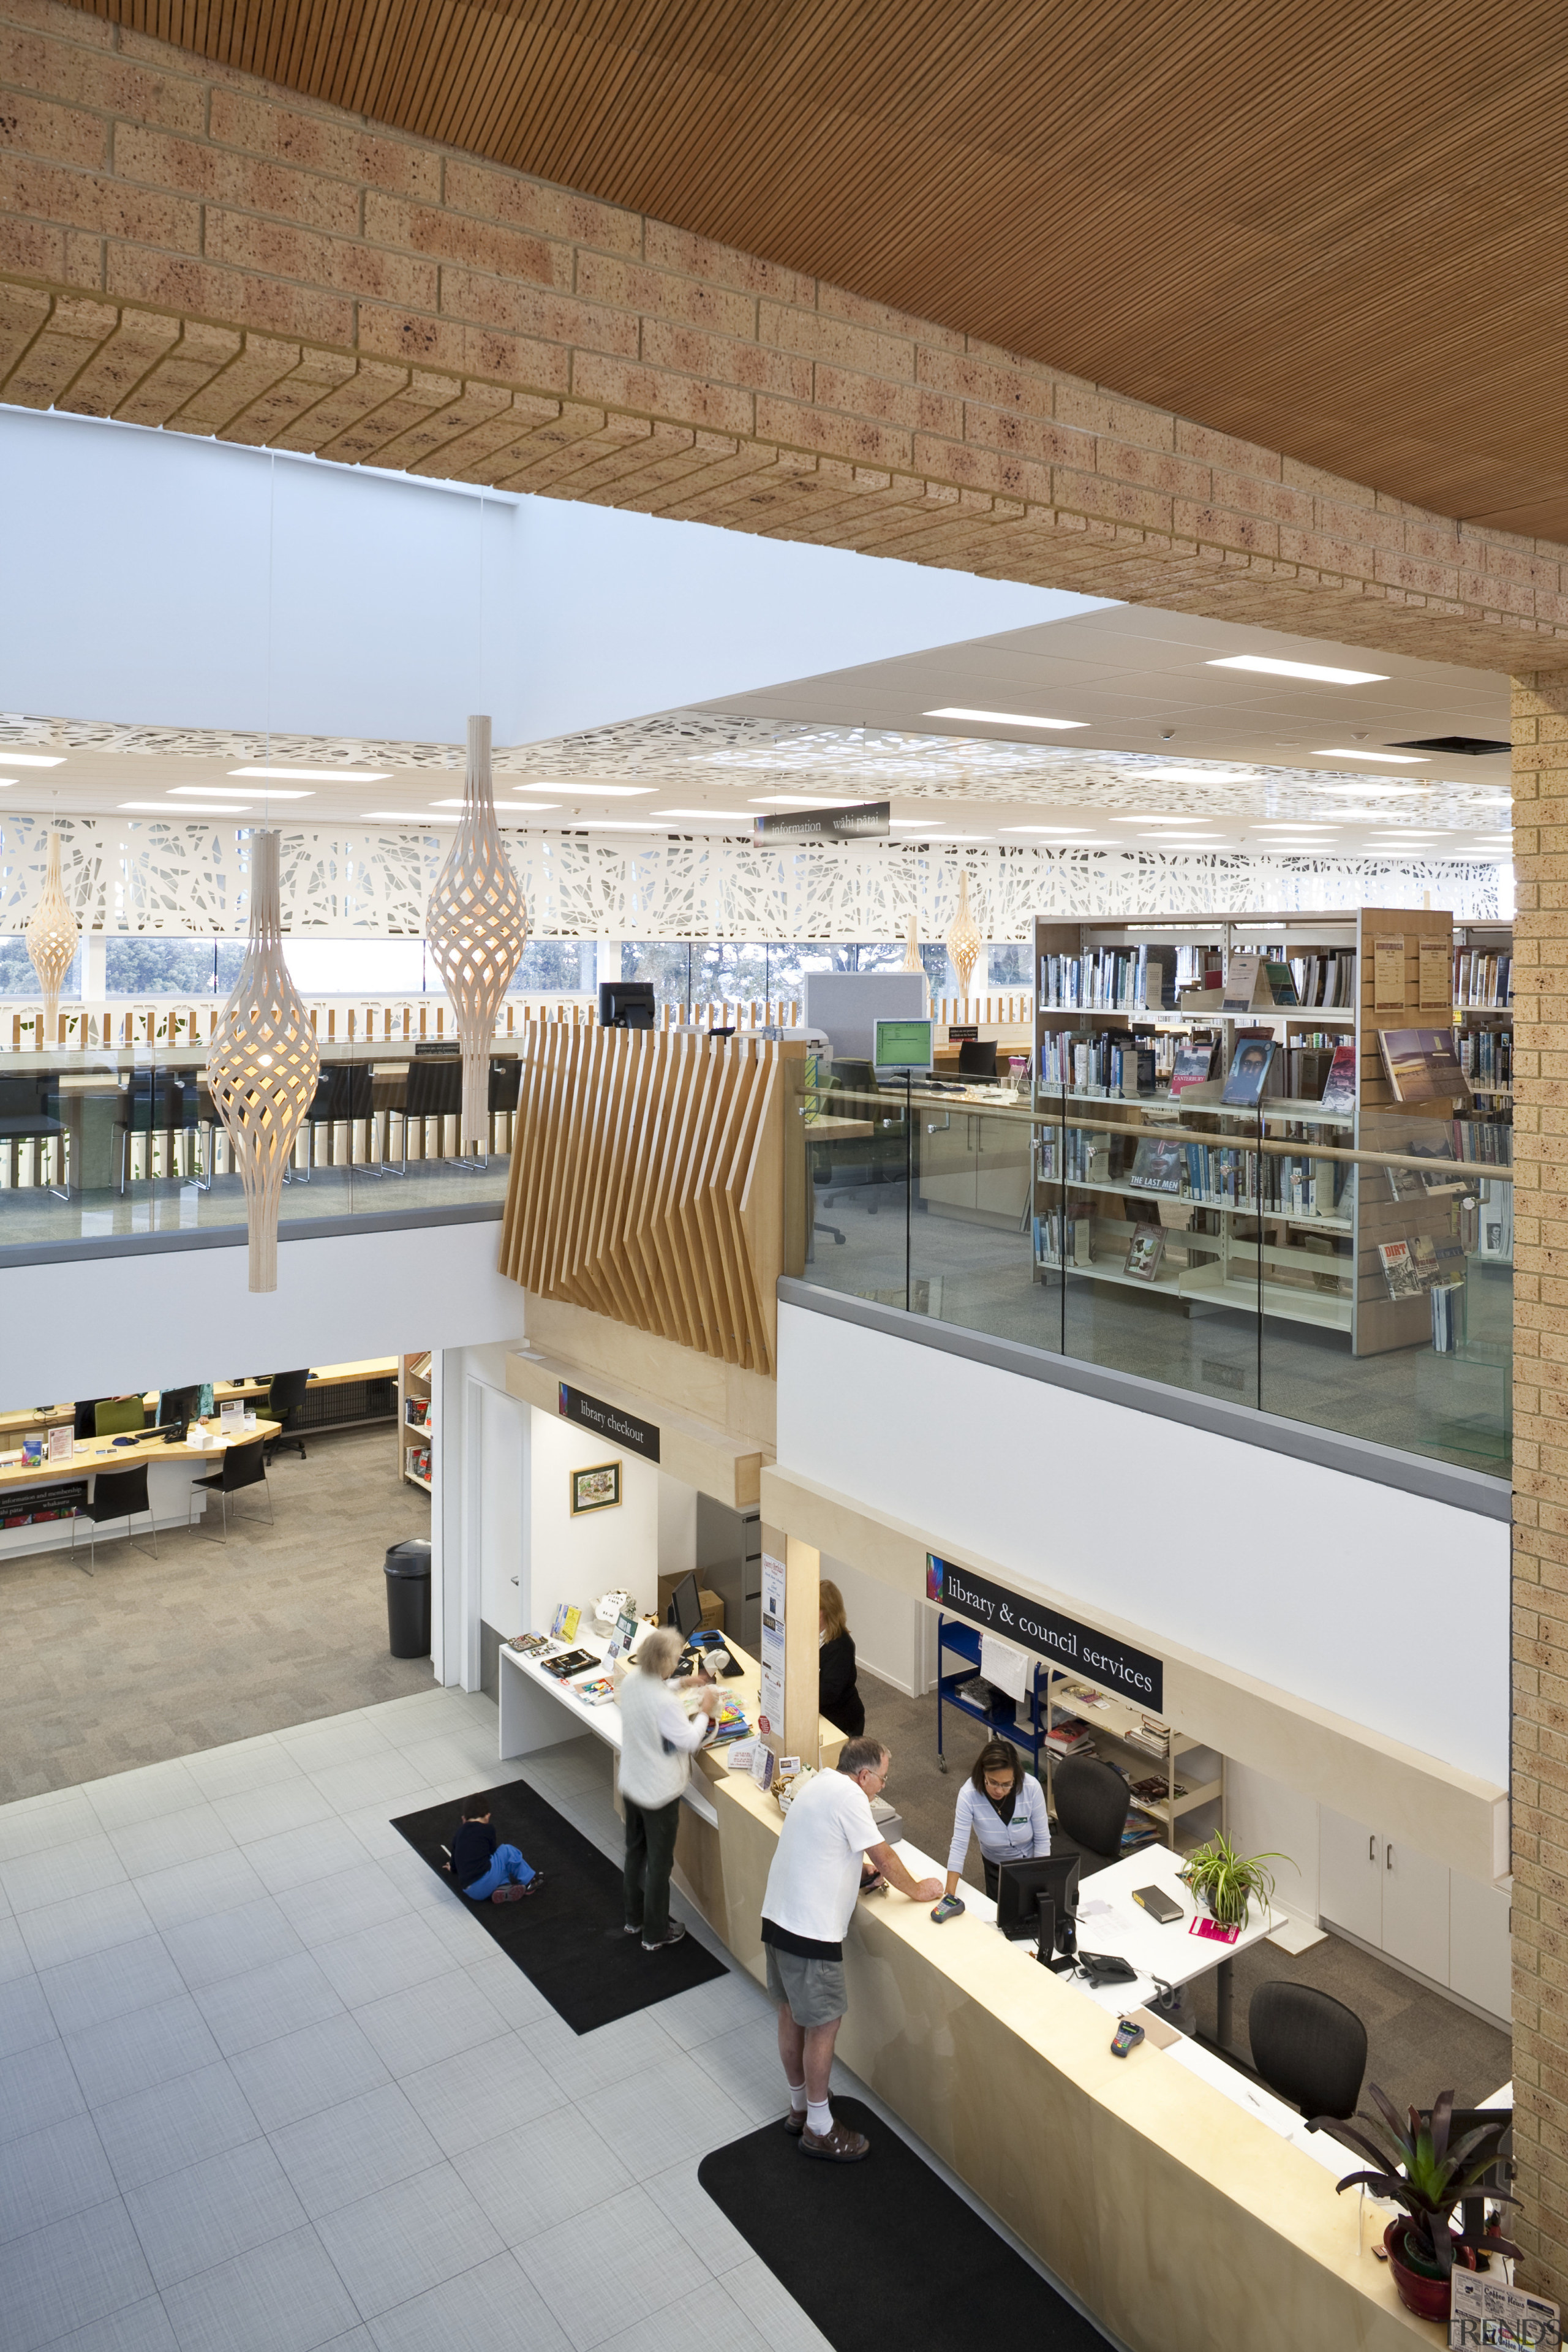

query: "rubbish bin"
xmin=384 ymin=1538 xmax=432 ymax=1658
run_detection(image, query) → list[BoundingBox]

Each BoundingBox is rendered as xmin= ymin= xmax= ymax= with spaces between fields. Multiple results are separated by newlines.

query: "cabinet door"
xmin=1382 ymin=1839 xmax=1450 ymax=1983
xmin=1319 ymin=1807 xmax=1382 ymax=1945
xmin=974 ymin=1110 xmax=1032 ymax=1215
xmin=1450 ymin=1875 xmax=1512 ymax=2023
xmin=916 ymin=1112 xmax=977 ymax=1208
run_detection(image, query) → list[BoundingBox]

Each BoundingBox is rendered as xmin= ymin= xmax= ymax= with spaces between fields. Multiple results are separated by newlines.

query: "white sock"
xmin=788 ymin=2081 xmax=808 ymax=2113
xmin=806 ymin=2098 xmax=833 ymax=2137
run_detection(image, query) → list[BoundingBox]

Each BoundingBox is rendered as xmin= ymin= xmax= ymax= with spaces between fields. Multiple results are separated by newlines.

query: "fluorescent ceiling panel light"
xmin=0 ymin=780 xmax=15 ymax=788
xmin=430 ymin=797 xmax=559 ymax=810
xmin=0 ymin=752 xmax=66 ymax=767
xmin=1311 ymin=748 xmax=1428 ymax=764
xmin=750 ymin=795 xmax=861 ymax=809
xmin=1112 ymin=814 xmax=1212 ymax=824
xmin=1315 ymin=782 xmax=1428 ymax=798
xmin=168 ymin=784 xmax=313 ymax=800
xmin=923 ymin=707 xmax=1087 ymax=730
xmin=1140 ymin=766 xmax=1263 ymax=785
xmin=568 ymin=820 xmax=671 ymax=831
xmin=121 ymin=799 xmax=254 ymax=813
xmin=649 ymin=809 xmax=742 ymax=821
xmin=1207 ymin=656 xmax=1388 ymax=684
xmin=361 ymin=810 xmax=453 ymax=823
xmin=516 ymin=782 xmax=653 ymax=797
xmin=998 ymin=825 xmax=1096 ymax=835
xmin=228 ymin=765 xmax=390 ymax=782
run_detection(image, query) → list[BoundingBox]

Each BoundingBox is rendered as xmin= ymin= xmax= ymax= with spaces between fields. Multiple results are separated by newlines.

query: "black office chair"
xmin=1248 ymin=1981 xmax=1367 ymax=2124
xmin=189 ymin=1436 xmax=273 ymax=1542
xmin=1051 ymin=1757 xmax=1130 ymax=1873
xmin=74 ymin=1398 xmax=107 ymax=1442
xmin=957 ymin=1038 xmax=998 ymax=1079
xmin=0 ymin=1073 xmax=69 ymax=1199
xmin=265 ymin=1369 xmax=311 ymax=1463
xmin=72 ymin=1461 xmax=156 ymax=1576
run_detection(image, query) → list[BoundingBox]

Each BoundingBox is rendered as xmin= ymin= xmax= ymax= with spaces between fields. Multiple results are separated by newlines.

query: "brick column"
xmin=1510 ymin=671 xmax=1568 ymax=2296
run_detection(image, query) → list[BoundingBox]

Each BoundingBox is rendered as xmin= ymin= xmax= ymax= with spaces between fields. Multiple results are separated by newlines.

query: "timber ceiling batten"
xmin=58 ymin=0 xmax=1568 ymax=531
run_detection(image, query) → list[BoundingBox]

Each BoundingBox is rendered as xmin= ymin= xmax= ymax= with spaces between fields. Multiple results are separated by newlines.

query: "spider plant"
xmin=1327 ymin=2085 xmax=1520 ymax=2278
xmin=1178 ymin=1832 xmax=1282 ymax=1928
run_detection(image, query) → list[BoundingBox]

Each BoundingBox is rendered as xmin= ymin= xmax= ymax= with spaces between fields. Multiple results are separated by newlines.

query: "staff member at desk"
xmin=817 ymin=1580 xmax=864 ymax=1738
xmin=944 ymin=1736 xmax=1050 ymax=1901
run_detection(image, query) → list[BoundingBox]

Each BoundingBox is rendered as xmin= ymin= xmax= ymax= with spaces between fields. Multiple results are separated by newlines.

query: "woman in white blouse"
xmin=944 ymin=1737 xmax=1051 ymax=1900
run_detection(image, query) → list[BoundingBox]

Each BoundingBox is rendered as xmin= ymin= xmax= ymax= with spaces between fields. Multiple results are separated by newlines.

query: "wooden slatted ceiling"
xmin=67 ymin=0 xmax=1568 ymax=534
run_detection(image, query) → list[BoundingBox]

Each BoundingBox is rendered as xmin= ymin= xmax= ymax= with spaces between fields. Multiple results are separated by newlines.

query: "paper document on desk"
xmin=979 ymin=1632 xmax=1030 ymax=1703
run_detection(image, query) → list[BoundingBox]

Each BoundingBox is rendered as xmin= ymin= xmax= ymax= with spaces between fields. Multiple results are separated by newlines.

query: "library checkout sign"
xmin=926 ymin=1554 xmax=1163 ymax=1712
xmin=557 ymin=1383 xmax=660 ymax=1463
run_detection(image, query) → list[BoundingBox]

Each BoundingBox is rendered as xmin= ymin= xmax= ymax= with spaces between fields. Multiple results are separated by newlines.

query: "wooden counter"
xmin=0 ymin=1419 xmax=281 ymax=1491
xmin=0 ymin=1361 xmax=397 ymax=1447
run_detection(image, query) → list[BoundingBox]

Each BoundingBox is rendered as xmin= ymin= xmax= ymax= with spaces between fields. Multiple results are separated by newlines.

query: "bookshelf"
xmin=1041 ymin=1670 xmax=1224 ymax=1852
xmin=398 ymin=1351 xmax=432 ymax=1491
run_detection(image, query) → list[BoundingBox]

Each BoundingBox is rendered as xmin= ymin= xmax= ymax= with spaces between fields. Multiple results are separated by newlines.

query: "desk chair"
xmin=265 ymin=1369 xmax=311 ymax=1463
xmin=74 ymin=1398 xmax=107 ymax=1442
xmin=297 ymin=1063 xmax=375 ymax=1180
xmin=1050 ymin=1757 xmax=1131 ymax=1875
xmin=0 ymin=1074 xmax=69 ymax=1200
xmin=72 ymin=1461 xmax=156 ymax=1575
xmin=189 ymin=1436 xmax=273 ymax=1542
xmin=94 ymin=1396 xmax=146 ymax=1439
xmin=957 ymin=1038 xmax=998 ymax=1079
xmin=1248 ymin=1981 xmax=1367 ymax=2124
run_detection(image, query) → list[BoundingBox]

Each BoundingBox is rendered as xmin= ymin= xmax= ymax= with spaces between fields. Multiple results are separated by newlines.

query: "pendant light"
xmin=24 ymin=827 xmax=79 ymax=1047
xmin=424 ymin=714 xmax=529 ymax=1150
xmin=944 ymin=868 xmax=982 ymax=1000
xmin=205 ymin=829 xmax=320 ymax=1293
xmin=902 ymin=913 xmax=922 ymax=973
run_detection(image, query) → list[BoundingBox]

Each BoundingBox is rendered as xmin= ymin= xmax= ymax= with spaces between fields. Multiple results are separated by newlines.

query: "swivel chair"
xmin=189 ymin=1436 xmax=273 ymax=1542
xmin=1248 ymin=1981 xmax=1367 ymax=2124
xmin=94 ymin=1396 xmax=146 ymax=1438
xmin=72 ymin=1461 xmax=156 ymax=1575
xmin=1050 ymin=1756 xmax=1131 ymax=1876
xmin=265 ymin=1369 xmax=311 ymax=1463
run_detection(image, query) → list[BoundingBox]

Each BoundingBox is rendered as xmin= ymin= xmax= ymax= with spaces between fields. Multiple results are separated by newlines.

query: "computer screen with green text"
xmin=874 ymin=1018 xmax=933 ymax=1071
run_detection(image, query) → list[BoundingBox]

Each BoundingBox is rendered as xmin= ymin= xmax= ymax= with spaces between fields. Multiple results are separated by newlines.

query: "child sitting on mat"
xmin=445 ymin=1802 xmax=543 ymax=1904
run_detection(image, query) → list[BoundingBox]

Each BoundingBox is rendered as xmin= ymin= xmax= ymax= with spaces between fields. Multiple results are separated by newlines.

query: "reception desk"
xmin=0 ymin=1418 xmax=279 ymax=1560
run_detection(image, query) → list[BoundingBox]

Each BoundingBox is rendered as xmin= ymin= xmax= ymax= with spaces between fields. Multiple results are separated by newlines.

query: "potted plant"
xmin=1178 ymin=1832 xmax=1282 ymax=1929
xmin=1327 ymin=2085 xmax=1519 ymax=2321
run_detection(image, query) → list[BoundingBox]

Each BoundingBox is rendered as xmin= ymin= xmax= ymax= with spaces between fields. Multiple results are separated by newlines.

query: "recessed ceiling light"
xmin=228 ymin=765 xmax=390 ymax=782
xmin=924 ymin=707 xmax=1088 ymax=730
xmin=1207 ymin=656 xmax=1388 ymax=684
xmin=998 ymin=825 xmax=1096 ymax=835
xmin=0 ymin=752 xmax=66 ymax=767
xmin=361 ymin=811 xmax=454 ymax=823
xmin=650 ymin=809 xmax=743 ymax=821
xmin=750 ymin=795 xmax=864 ymax=809
xmin=568 ymin=820 xmax=674 ymax=831
xmin=1312 ymin=748 xmax=1428 ymax=764
xmin=516 ymin=782 xmax=654 ymax=797
xmin=121 ymin=800 xmax=254 ymax=813
xmin=1112 ymin=814 xmax=1212 ymax=824
xmin=168 ymin=784 xmax=313 ymax=800
xmin=0 ymin=780 xmax=15 ymax=789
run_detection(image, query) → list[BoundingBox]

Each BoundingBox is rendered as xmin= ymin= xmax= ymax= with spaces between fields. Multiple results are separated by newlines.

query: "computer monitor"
xmin=995 ymin=1852 xmax=1080 ymax=1945
xmin=957 ymin=1037 xmax=998 ymax=1079
xmin=598 ymin=981 xmax=656 ymax=1030
xmin=666 ymin=1571 xmax=704 ymax=1640
xmin=159 ymin=1385 xmax=202 ymax=1442
xmin=873 ymin=1017 xmax=932 ymax=1076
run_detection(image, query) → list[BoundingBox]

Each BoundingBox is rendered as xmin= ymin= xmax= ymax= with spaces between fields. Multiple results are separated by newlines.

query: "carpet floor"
xmin=393 ymin=1776 xmax=727 ymax=2030
xmin=0 ymin=1423 xmax=433 ymax=1801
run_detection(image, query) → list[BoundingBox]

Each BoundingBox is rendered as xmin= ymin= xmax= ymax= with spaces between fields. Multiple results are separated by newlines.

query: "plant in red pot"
xmin=1322 ymin=2084 xmax=1520 ymax=2322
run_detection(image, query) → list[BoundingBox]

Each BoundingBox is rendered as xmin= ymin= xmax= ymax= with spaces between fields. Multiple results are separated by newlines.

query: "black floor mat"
xmin=391 ymin=1777 xmax=725 ymax=2034
xmin=698 ymin=2097 xmax=1107 ymax=2350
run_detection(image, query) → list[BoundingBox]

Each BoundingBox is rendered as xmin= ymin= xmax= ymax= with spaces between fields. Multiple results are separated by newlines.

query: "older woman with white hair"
xmin=617 ymin=1625 xmax=722 ymax=1951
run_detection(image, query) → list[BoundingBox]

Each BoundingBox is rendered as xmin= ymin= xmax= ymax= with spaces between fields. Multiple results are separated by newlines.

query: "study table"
xmin=0 ymin=1417 xmax=279 ymax=1558
xmin=0 ymin=1360 xmax=396 ymax=1447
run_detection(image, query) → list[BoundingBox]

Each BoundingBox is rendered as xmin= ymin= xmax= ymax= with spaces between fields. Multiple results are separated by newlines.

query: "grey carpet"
xmin=0 ymin=1423 xmax=433 ymax=1800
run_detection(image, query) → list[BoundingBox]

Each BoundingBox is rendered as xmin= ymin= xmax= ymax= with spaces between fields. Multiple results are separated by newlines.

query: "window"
xmin=508 ymin=941 xmax=597 ymax=993
xmin=0 ymin=936 xmax=81 ymax=995
xmin=988 ymin=943 xmax=1031 ymax=986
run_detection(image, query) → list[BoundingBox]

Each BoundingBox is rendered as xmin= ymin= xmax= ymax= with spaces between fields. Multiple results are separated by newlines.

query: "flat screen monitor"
xmin=873 ymin=1017 xmax=932 ymax=1075
xmin=598 ymin=981 xmax=656 ymax=1030
xmin=667 ymin=1571 xmax=704 ymax=1640
xmin=159 ymin=1385 xmax=202 ymax=1442
xmin=996 ymin=1852 xmax=1080 ymax=1945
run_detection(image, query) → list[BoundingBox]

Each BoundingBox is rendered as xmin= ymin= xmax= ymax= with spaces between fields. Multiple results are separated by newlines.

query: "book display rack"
xmin=399 ymin=1349 xmax=432 ymax=1490
xmin=1041 ymin=1667 xmax=1224 ymax=1854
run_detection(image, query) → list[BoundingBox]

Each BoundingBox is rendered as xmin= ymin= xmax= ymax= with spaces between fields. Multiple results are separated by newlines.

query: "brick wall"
xmin=1 ymin=0 xmax=1567 ymax=671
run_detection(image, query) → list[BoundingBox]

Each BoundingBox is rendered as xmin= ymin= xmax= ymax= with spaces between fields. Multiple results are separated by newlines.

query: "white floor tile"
xmin=335 ymin=1804 xmax=419 ymax=1861
xmin=514 ymin=2184 xmax=693 ymax=2352
xmin=393 ymin=1733 xmax=501 ymax=1786
xmin=365 ymin=2248 xmax=570 ymax=2352
xmin=0 ymin=2113 xmax=119 ymax=2246
xmin=0 ymin=1972 xmax=62 ymax=2060
xmin=245 ymin=1820 xmax=381 ymax=1896
xmin=712 ymin=2255 xmax=835 ymax=2352
xmin=32 ymin=2293 xmax=180 ymax=2350
xmin=573 ymin=2052 xmax=740 ymax=2181
xmin=18 ymin=1883 xmax=158 ymax=1975
xmin=643 ymin=2157 xmax=756 ymax=2277
xmin=521 ymin=2008 xmax=679 ymax=2102
xmin=178 ymin=1736 xmax=304 ymax=1804
xmin=64 ymin=1992 xmax=222 ymax=2109
xmin=0 ymin=2197 xmax=156 ymax=2352
xmin=0 ymin=2037 xmax=88 ymax=2147
xmin=398 ymin=2032 xmax=567 ymax=2158
xmin=311 ymin=1914 xmax=451 ymax=2009
xmin=649 ymin=1966 xmax=771 ymax=2051
xmin=313 ymin=2162 xmax=503 ymax=2321
xmin=159 ymin=2222 xmax=361 ymax=2352
xmin=39 ymin=1937 xmax=187 ymax=2037
xmin=459 ymin=1949 xmax=554 ymax=2030
xmin=274 ymin=1719 xmax=398 ymax=1772
xmin=0 ymin=1836 xmax=129 ymax=1917
xmin=452 ymin=2108 xmax=636 ymax=2246
xmin=0 ymin=1793 xmax=103 ymax=1866
xmin=600 ymin=2278 xmax=769 ymax=2352
xmin=208 ymin=1779 xmax=339 ymax=1847
xmin=124 ymin=2136 xmax=308 ymax=2290
xmin=351 ymin=1968 xmax=511 ymax=2078
xmin=304 ymin=1755 xmax=437 ymax=1815
xmin=0 ymin=1912 xmax=32 ymax=1984
xmin=93 ymin=2060 xmax=264 ymax=2193
xmin=83 ymin=1762 xmax=205 ymax=1834
xmin=269 ymin=2082 xmax=444 ymax=2219
xmin=193 ymin=1950 xmax=344 ymax=2056
xmin=273 ymin=1863 xmax=412 ymax=1950
xmin=107 ymin=1807 xmax=236 ymax=1883
xmin=160 ymin=1896 xmax=304 ymax=1992
xmin=134 ymin=1850 xmax=270 ymax=1934
xmin=226 ymin=2013 xmax=392 ymax=2136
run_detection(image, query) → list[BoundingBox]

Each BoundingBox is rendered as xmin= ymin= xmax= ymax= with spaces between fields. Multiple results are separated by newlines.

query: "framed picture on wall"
xmin=571 ymin=1461 xmax=622 ymax=1516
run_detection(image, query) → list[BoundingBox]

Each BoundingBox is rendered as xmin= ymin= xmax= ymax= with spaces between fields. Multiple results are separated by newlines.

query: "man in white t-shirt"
xmin=760 ymin=1736 xmax=942 ymax=2162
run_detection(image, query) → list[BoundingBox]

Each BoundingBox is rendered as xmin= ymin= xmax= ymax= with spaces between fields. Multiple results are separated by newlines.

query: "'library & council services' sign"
xmin=926 ymin=1553 xmax=1163 ymax=1712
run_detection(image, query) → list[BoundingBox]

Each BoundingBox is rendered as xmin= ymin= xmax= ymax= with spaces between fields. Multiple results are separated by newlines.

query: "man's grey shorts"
xmin=764 ymin=1940 xmax=847 ymax=2027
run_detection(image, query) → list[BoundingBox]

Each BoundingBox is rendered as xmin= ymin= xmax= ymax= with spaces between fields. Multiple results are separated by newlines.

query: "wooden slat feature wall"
xmin=1352 ymin=904 xmax=1460 ymax=1360
xmin=499 ymin=1023 xmax=802 ymax=1376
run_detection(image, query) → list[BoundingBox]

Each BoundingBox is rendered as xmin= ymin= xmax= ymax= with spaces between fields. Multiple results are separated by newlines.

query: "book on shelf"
xmin=1385 ymin=1162 xmax=1426 ymax=1204
xmin=1123 ymin=1721 xmax=1170 ymax=1757
xmin=405 ymin=1352 xmax=431 ymax=1381
xmin=1286 ymin=949 xmax=1356 ymax=1009
xmin=1130 ymin=1136 xmax=1185 ymax=1194
xmin=1452 ymin=947 xmax=1511 ymax=1008
xmin=1431 ymin=1280 xmax=1466 ymax=1352
xmin=1128 ymin=1776 xmax=1188 ymax=1806
xmin=1376 ymin=1027 xmax=1468 ymax=1102
xmin=1123 ymin=1223 xmax=1166 ymax=1283
xmin=1044 ymin=1717 xmax=1095 ymax=1755
xmin=1169 ymin=1040 xmax=1217 ymax=1095
xmin=1221 ymin=949 xmax=1265 ymax=1013
xmin=1263 ymin=959 xmax=1299 ymax=1006
xmin=1378 ymin=1239 xmax=1424 ymax=1301
xmin=1320 ymin=1044 xmax=1356 ymax=1113
xmin=1220 ymin=1036 xmax=1276 ymax=1106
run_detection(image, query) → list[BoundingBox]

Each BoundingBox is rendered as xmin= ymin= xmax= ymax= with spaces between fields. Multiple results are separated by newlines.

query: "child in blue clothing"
xmin=445 ymin=1803 xmax=543 ymax=1904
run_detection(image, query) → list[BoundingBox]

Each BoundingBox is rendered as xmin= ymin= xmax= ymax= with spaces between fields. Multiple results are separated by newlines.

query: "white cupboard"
xmin=1320 ymin=1807 xmax=1509 ymax=2025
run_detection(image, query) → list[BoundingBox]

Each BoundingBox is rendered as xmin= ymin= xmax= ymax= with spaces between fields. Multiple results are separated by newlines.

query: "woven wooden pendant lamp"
xmin=424 ymin=714 xmax=529 ymax=1150
xmin=24 ymin=829 xmax=79 ymax=1046
xmin=944 ymin=868 xmax=982 ymax=1000
xmin=902 ymin=914 xmax=922 ymax=973
xmin=205 ymin=829 xmax=320 ymax=1294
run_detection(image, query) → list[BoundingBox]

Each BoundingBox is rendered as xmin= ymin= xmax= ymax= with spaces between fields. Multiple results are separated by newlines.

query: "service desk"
xmin=682 ymin=1768 xmax=1442 ymax=2352
xmin=0 ymin=1418 xmax=279 ymax=1560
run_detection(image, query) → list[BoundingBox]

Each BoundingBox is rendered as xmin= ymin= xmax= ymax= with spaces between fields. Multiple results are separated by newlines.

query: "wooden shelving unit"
xmin=1042 ymin=1670 xmax=1224 ymax=1852
xmin=398 ymin=1351 xmax=432 ymax=1491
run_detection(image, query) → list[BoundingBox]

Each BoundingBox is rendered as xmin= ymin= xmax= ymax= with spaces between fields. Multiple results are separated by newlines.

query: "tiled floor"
xmin=0 ymin=1686 xmax=1113 ymax=2352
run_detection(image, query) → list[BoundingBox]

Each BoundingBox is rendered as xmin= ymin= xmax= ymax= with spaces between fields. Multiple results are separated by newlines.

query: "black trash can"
xmin=385 ymin=1537 xmax=432 ymax=1658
